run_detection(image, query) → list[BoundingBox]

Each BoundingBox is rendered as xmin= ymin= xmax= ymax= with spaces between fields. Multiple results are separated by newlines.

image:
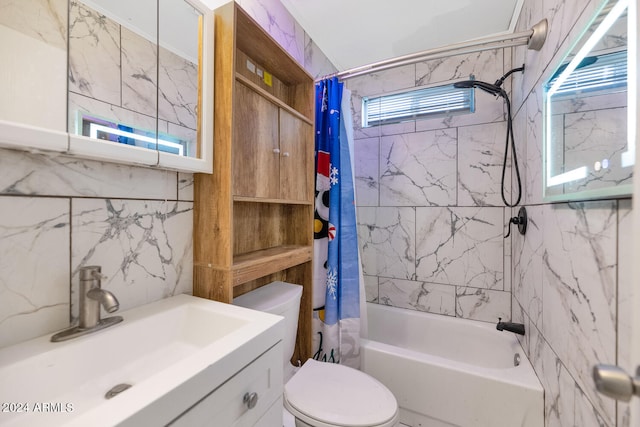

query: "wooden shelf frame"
xmin=194 ymin=2 xmax=315 ymax=363
xmin=233 ymin=196 xmax=312 ymax=205
xmin=235 ymin=74 xmax=313 ymax=125
xmin=232 ymin=245 xmax=312 ymax=286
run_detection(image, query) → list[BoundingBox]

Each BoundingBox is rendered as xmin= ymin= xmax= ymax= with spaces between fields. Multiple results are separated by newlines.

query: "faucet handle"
xmin=91 ymin=270 xmax=108 ymax=281
xmin=79 ymin=265 xmax=107 ymax=282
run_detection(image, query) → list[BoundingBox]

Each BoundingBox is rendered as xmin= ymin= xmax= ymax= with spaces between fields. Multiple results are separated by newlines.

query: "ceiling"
xmin=280 ymin=0 xmax=524 ymax=72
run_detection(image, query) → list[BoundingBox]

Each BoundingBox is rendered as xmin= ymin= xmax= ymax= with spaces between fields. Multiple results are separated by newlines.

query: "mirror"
xmin=543 ymin=0 xmax=631 ymax=201
xmin=159 ymin=0 xmax=200 ymax=158
xmin=0 ymin=0 xmax=68 ymax=151
xmin=0 ymin=0 xmax=212 ymax=173
xmin=68 ymin=0 xmax=159 ymax=156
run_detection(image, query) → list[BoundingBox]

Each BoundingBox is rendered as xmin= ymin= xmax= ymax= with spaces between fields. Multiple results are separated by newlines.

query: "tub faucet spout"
xmin=496 ymin=318 xmax=525 ymax=335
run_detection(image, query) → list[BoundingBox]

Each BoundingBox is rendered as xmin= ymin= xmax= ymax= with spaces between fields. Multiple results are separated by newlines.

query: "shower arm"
xmin=319 ymin=19 xmax=548 ymax=81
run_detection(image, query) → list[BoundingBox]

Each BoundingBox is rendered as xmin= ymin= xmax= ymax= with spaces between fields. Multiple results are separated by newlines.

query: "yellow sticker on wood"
xmin=263 ymin=71 xmax=273 ymax=87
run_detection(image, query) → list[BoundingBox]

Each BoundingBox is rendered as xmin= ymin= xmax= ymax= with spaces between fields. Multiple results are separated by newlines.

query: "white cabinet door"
xmin=170 ymin=342 xmax=283 ymax=427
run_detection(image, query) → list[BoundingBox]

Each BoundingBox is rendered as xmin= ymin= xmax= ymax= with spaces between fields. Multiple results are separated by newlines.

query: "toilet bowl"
xmin=233 ymin=281 xmax=399 ymax=427
xmin=285 ymin=359 xmax=398 ymax=427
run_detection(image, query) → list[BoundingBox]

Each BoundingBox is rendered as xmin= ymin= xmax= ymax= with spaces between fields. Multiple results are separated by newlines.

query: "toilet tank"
xmin=232 ymin=281 xmax=302 ymax=365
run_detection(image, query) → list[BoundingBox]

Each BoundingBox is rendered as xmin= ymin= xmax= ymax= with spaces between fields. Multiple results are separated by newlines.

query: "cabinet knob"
xmin=243 ymin=392 xmax=258 ymax=409
xmin=273 ymin=148 xmax=281 ymax=154
xmin=282 ymin=152 xmax=290 ymax=157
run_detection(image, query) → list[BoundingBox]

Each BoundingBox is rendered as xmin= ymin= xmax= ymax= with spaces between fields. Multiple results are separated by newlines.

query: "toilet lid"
xmin=284 ymin=359 xmax=398 ymax=427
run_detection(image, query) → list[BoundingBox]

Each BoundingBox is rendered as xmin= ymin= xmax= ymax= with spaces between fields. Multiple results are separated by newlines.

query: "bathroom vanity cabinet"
xmin=168 ymin=343 xmax=284 ymax=427
xmin=194 ymin=1 xmax=314 ymax=363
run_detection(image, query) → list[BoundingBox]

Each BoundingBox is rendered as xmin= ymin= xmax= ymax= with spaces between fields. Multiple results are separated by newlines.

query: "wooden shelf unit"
xmin=194 ymin=1 xmax=315 ymax=363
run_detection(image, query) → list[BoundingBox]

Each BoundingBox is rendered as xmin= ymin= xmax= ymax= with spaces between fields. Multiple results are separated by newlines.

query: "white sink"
xmin=0 ymin=294 xmax=283 ymax=427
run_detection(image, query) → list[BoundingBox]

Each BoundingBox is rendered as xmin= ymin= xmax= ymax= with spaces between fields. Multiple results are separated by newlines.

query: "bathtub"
xmin=361 ymin=303 xmax=544 ymax=427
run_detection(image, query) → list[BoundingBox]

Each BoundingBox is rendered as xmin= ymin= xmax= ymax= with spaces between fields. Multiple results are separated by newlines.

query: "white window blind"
xmin=549 ymin=50 xmax=627 ymax=96
xmin=362 ymin=84 xmax=474 ymax=127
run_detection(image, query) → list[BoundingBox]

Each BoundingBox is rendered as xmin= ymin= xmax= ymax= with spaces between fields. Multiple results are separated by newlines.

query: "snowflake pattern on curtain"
xmin=312 ymin=77 xmax=361 ymax=368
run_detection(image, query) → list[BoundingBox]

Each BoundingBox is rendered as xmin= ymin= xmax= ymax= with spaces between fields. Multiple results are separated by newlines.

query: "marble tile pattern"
xmin=616 ymin=200 xmax=632 ymax=427
xmin=121 ymin=26 xmax=158 ymax=119
xmin=415 ymin=207 xmax=504 ymax=290
xmin=562 ymin=108 xmax=630 ymax=192
xmin=71 ymin=199 xmax=193 ymax=318
xmin=541 ymin=202 xmax=617 ymax=424
xmin=350 ymin=48 xmax=514 ymax=323
xmin=304 ymin=34 xmax=339 ymax=79
xmin=380 ymin=129 xmax=457 ymax=207
xmin=0 ymin=148 xmax=177 ymax=200
xmin=457 ymin=122 xmax=510 ymax=206
xmin=363 ymin=275 xmax=379 ymax=303
xmin=512 ymin=205 xmax=544 ymax=328
xmin=379 ymin=277 xmax=455 ymax=316
xmin=546 ymin=92 xmax=630 ymax=199
xmin=69 ymin=1 xmax=198 ymax=144
xmin=529 ymin=324 xmax=577 ymax=427
xmin=455 ymin=286 xmax=510 ymax=322
xmin=357 ymin=207 xmax=416 ymax=280
xmin=237 ymin=0 xmax=305 ymax=66
xmin=158 ymin=46 xmax=198 ymax=131
xmin=524 ymin=87 xmax=544 ymax=205
xmin=509 ymin=0 xmax=634 ymax=424
xmin=513 ymin=195 xmax=625 ymax=426
xmin=68 ymin=1 xmax=122 ymax=107
xmin=178 ymin=173 xmax=195 ymax=202
xmin=353 ymin=137 xmax=379 ymax=206
xmin=0 ymin=196 xmax=70 ymax=348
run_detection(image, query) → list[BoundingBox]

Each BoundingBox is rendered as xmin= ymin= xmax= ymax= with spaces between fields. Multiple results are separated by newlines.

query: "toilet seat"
xmin=284 ymin=359 xmax=398 ymax=427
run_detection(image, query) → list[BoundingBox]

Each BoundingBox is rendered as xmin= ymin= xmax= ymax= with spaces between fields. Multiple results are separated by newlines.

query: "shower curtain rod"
xmin=319 ymin=19 xmax=548 ymax=82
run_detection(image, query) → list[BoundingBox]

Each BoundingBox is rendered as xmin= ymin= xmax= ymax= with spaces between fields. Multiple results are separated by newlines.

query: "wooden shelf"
xmin=232 ymin=245 xmax=312 ymax=286
xmin=195 ymin=1 xmax=314 ymax=363
xmin=234 ymin=196 xmax=313 ymax=205
xmin=236 ymin=74 xmax=313 ymax=125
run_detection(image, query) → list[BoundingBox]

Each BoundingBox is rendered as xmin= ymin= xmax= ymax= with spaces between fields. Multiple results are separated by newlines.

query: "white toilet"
xmin=233 ymin=281 xmax=399 ymax=427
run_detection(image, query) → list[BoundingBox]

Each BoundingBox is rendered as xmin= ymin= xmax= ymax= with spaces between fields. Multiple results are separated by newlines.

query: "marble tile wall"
xmin=511 ymin=0 xmax=632 ymax=425
xmin=349 ymin=48 xmax=513 ymax=323
xmin=68 ymin=1 xmax=199 ymax=150
xmin=0 ymin=149 xmax=194 ymax=349
xmin=0 ymin=0 xmax=337 ymax=349
xmin=350 ymin=0 xmax=632 ymax=425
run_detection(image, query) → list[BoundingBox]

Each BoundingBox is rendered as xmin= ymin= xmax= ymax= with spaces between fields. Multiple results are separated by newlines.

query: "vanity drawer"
xmin=170 ymin=342 xmax=283 ymax=427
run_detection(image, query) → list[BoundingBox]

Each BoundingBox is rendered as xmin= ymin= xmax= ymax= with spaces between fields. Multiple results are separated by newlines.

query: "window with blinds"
xmin=547 ymin=50 xmax=627 ymax=96
xmin=362 ymin=84 xmax=474 ymax=128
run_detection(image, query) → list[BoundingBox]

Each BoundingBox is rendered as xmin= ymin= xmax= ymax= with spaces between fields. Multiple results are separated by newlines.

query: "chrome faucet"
xmin=79 ymin=266 xmax=119 ymax=328
xmin=51 ymin=266 xmax=123 ymax=342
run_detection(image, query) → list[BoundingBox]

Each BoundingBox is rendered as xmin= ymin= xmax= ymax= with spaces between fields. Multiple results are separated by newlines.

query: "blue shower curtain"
xmin=312 ymin=77 xmax=361 ymax=368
